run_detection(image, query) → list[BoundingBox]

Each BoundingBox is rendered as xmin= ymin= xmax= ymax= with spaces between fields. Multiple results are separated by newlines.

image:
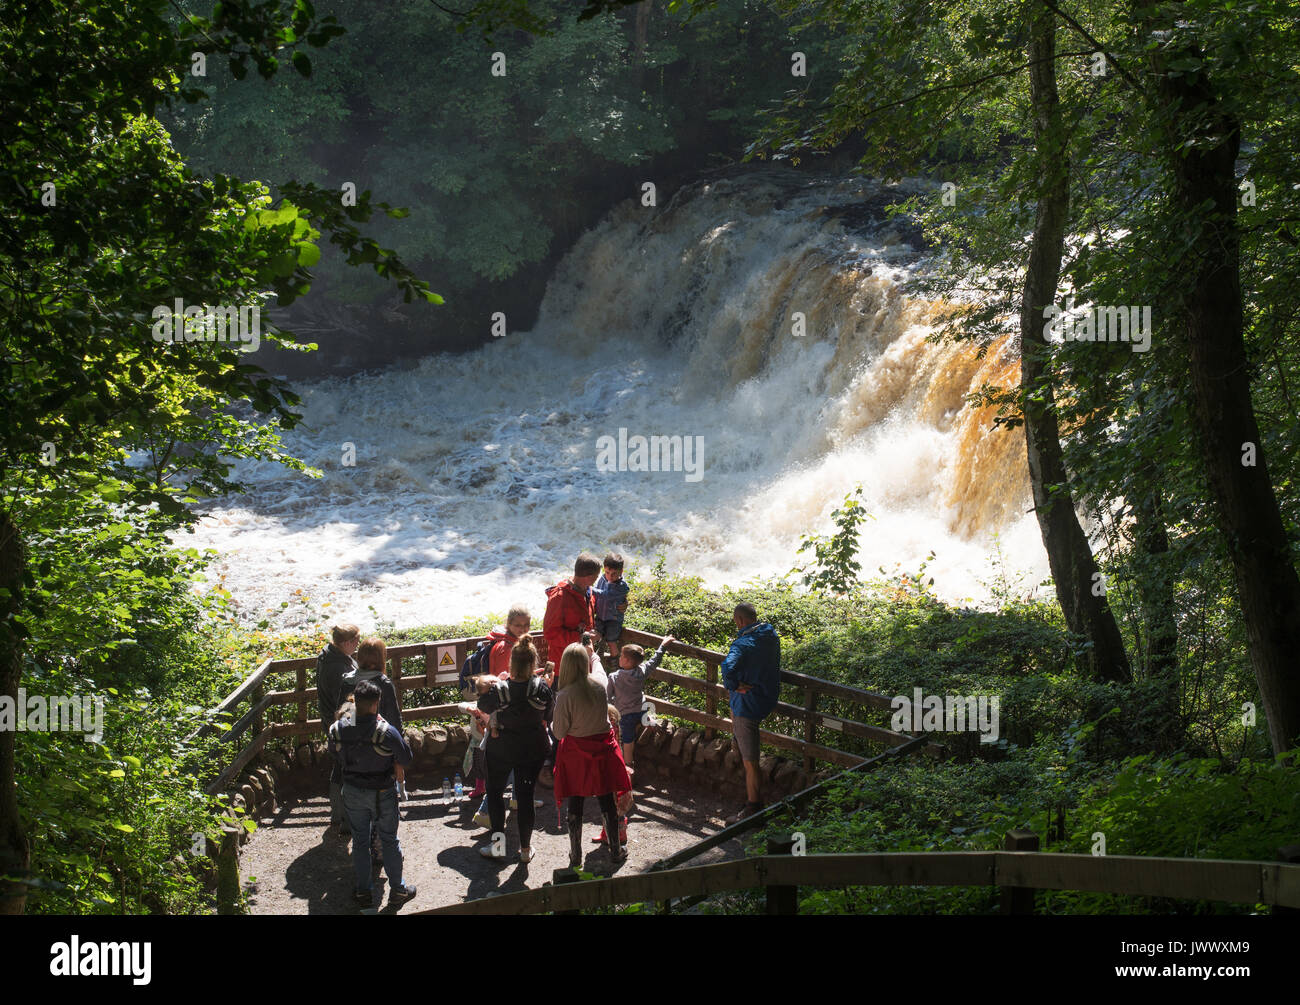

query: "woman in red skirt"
xmin=552 ymin=641 xmax=630 ymax=867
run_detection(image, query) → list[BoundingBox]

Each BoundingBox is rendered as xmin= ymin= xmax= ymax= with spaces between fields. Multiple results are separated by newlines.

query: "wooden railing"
xmin=417 ymin=836 xmax=1300 ymax=915
xmin=193 ymin=633 xmax=512 ymax=794
xmin=198 ymin=628 xmax=942 ymax=796
xmin=619 ymin=626 xmax=944 ymax=769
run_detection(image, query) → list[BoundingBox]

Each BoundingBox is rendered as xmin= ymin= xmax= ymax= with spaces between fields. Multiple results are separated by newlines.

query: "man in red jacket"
xmin=543 ymin=554 xmax=601 ymax=666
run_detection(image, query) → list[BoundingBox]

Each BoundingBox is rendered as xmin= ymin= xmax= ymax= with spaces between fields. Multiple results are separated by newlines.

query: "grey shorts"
xmin=593 ymin=618 xmax=623 ymax=643
xmin=733 ymin=715 xmax=761 ymax=762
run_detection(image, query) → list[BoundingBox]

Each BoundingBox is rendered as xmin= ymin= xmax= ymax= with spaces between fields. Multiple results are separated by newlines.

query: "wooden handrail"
xmin=202 ymin=627 xmax=935 ymax=796
xmin=415 ymin=850 xmax=1300 ymax=915
xmin=650 ymin=732 xmax=932 ymax=873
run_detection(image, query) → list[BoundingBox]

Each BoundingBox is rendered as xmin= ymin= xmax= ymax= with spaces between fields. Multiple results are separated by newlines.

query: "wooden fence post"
xmin=553 ymin=868 xmax=581 ymax=916
xmin=391 ymin=656 xmax=403 ymax=698
xmin=252 ymin=683 xmax=264 ymax=737
xmin=766 ymin=834 xmax=798 ymax=915
xmin=296 ymin=665 xmax=307 ymax=725
xmin=1000 ymin=829 xmax=1039 ymax=915
xmin=705 ymin=659 xmax=718 ymax=742
xmin=803 ymin=689 xmax=818 ymax=773
xmin=216 ymin=828 xmax=240 ymax=915
xmin=1274 ymin=843 xmax=1300 ymax=916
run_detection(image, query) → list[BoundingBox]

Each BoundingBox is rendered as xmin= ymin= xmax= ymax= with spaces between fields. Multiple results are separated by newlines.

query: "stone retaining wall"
xmin=210 ymin=718 xmax=825 ymax=879
xmin=629 ymin=721 xmax=825 ymax=801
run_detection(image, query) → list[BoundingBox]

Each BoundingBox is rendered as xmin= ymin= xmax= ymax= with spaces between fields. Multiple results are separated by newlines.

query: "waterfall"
xmin=183 ymin=166 xmax=1047 ymax=628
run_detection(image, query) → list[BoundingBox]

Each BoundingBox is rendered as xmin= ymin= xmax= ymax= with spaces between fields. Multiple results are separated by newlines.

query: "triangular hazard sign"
xmin=439 ymin=652 xmax=455 ymax=666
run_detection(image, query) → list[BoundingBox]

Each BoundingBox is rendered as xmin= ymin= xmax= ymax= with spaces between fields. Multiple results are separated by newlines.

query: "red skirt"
xmin=553 ymin=731 xmax=631 ymax=802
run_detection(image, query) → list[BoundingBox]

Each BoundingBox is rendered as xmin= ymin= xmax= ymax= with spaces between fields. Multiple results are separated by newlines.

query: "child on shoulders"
xmin=591 ymin=553 xmax=630 ymax=661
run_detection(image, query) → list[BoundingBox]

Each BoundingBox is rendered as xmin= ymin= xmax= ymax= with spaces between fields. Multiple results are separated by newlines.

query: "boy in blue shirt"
xmin=591 ymin=552 xmax=631 ymax=661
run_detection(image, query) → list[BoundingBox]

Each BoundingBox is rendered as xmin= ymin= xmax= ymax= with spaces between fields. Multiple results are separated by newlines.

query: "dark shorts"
xmin=733 ymin=715 xmax=761 ymax=762
xmin=593 ymin=618 xmax=623 ymax=643
xmin=619 ymin=711 xmax=642 ymax=744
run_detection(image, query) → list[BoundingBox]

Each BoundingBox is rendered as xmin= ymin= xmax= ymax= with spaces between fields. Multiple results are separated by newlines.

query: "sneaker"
xmin=519 ymin=847 xmax=533 ymax=864
xmin=479 ymin=844 xmax=505 ymax=862
xmin=472 ymin=811 xmax=491 ymax=831
xmin=390 ymin=883 xmax=418 ymax=903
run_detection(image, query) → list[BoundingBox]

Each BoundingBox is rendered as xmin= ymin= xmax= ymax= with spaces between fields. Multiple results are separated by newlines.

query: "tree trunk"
xmin=1139 ymin=10 xmax=1300 ymax=753
xmin=632 ymin=0 xmax=653 ymax=94
xmin=0 ymin=509 xmax=29 ymax=914
xmin=1020 ymin=6 xmax=1132 ymax=683
xmin=1130 ymin=486 xmax=1181 ymax=748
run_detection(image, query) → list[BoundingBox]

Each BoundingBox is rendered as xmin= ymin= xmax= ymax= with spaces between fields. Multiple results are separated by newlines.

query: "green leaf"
xmin=296 ymin=242 xmax=321 ymax=267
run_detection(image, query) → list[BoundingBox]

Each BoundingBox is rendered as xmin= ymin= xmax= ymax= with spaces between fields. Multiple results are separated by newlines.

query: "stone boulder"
xmin=422 ymin=724 xmax=449 ymax=756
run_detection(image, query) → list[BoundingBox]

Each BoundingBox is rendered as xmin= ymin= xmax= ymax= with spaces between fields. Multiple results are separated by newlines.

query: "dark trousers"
xmin=327 ymin=741 xmax=344 ymax=824
xmin=566 ymin=793 xmax=616 ymax=819
xmin=486 ymin=750 xmax=543 ymax=849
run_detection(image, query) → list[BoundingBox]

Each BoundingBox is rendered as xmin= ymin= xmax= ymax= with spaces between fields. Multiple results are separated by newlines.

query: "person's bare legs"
xmin=743 ymin=759 xmax=761 ymax=804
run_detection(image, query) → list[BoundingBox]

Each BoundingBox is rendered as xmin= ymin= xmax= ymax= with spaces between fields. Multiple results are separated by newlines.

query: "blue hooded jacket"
xmin=720 ymin=622 xmax=781 ymax=720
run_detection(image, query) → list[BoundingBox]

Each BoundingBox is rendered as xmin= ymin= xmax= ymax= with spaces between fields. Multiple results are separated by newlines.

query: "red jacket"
xmin=543 ymin=579 xmax=594 ymax=666
xmin=484 ymin=625 xmax=516 ymax=679
xmin=553 ymin=731 xmax=631 ymax=803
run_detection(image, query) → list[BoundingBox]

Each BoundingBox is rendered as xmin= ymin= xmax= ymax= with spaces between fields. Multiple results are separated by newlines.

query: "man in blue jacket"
xmin=720 ymin=602 xmax=781 ymax=821
xmin=328 ymin=679 xmax=417 ymax=909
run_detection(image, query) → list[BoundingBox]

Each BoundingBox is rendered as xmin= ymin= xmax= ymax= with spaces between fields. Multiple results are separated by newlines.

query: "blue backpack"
xmin=459 ymin=639 xmax=495 ymax=695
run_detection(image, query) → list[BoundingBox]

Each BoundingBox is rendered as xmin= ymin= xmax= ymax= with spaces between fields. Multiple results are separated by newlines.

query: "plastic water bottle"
xmin=442 ymin=777 xmax=450 ymax=804
xmin=454 ymin=773 xmax=464 ymax=799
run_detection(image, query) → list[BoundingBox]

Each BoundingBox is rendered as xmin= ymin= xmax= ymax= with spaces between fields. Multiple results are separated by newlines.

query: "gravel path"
xmin=239 ymin=774 xmax=747 ymax=914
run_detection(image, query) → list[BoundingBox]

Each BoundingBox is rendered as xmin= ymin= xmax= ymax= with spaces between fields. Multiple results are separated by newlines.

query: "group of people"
xmin=314 ymin=551 xmax=782 ymax=909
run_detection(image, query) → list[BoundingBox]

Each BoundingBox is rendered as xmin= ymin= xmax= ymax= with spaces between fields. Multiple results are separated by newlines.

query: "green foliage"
xmin=793 ymin=486 xmax=871 ymax=596
xmin=733 ymin=747 xmax=1298 ymax=915
xmin=19 ymin=690 xmax=233 ymax=914
xmin=165 ymin=0 xmax=855 ymax=323
xmin=0 ymin=0 xmax=443 ymax=914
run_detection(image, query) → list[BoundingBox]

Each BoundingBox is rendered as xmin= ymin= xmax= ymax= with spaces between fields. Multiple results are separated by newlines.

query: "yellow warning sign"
xmin=439 ymin=651 xmax=455 ymax=666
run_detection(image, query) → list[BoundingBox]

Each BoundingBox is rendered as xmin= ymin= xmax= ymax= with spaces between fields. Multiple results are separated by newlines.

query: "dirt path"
xmin=239 ymin=776 xmax=747 ymax=914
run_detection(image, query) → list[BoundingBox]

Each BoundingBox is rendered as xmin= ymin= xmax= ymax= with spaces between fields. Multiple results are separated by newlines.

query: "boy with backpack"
xmin=328 ymin=679 xmax=417 ymax=909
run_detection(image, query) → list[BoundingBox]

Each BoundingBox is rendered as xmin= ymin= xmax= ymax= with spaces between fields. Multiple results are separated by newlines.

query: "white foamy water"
xmin=182 ymin=168 xmax=1050 ymax=629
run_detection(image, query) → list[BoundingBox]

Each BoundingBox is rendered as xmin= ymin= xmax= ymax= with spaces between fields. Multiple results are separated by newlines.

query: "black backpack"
xmin=488 ymin=675 xmax=548 ymax=712
xmin=459 ymin=639 xmax=495 ymax=695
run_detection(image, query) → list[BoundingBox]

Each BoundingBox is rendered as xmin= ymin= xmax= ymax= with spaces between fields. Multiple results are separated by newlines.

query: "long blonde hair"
xmin=509 ymin=634 xmax=539 ymax=681
xmin=557 ymin=642 xmax=605 ymax=720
